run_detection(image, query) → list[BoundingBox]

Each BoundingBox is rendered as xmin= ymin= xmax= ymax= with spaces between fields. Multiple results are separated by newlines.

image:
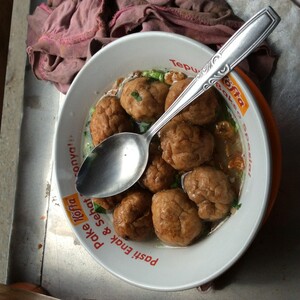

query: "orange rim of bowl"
xmin=235 ymin=67 xmax=282 ymax=223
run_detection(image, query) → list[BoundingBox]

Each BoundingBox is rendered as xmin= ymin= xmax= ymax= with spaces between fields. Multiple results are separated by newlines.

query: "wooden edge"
xmin=0 ymin=0 xmax=31 ymax=284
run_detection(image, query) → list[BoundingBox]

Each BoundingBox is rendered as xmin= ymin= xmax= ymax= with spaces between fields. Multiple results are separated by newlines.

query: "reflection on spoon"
xmin=76 ymin=6 xmax=280 ymax=198
xmin=76 ymin=132 xmax=149 ymax=197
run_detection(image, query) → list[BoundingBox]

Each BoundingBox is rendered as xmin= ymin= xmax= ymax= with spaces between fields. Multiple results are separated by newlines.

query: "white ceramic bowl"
xmin=54 ymin=32 xmax=271 ymax=291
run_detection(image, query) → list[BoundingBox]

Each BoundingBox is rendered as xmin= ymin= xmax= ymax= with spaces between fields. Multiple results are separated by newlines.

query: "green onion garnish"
xmin=231 ymin=198 xmax=242 ymax=210
xmin=142 ymin=70 xmax=165 ymax=82
xmin=131 ymin=91 xmax=142 ymax=102
xmin=93 ymin=202 xmax=106 ymax=214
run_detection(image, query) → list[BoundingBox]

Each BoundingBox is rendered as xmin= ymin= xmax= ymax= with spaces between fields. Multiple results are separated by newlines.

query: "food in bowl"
xmin=82 ymin=69 xmax=245 ymax=247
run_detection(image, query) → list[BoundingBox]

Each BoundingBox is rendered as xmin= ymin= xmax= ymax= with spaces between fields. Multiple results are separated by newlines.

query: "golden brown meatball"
xmin=198 ymin=201 xmax=231 ymax=222
xmin=90 ymin=96 xmax=133 ymax=146
xmin=92 ymin=193 xmax=124 ymax=211
xmin=160 ymin=120 xmax=214 ymax=171
xmin=140 ymin=148 xmax=177 ymax=193
xmin=113 ymin=191 xmax=154 ymax=241
xmin=120 ymin=77 xmax=169 ymax=122
xmin=183 ymin=166 xmax=235 ymax=221
xmin=165 ymin=78 xmax=219 ymax=126
xmin=152 ymin=189 xmax=203 ymax=246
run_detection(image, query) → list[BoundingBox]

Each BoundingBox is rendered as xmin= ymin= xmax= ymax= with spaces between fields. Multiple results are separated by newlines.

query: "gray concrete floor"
xmin=0 ymin=0 xmax=13 ymax=126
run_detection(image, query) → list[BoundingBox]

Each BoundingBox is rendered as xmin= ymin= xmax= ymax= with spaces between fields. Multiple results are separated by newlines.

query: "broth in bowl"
xmin=81 ymin=69 xmax=245 ymax=247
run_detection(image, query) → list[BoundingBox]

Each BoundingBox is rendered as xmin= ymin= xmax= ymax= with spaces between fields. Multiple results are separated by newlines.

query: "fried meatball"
xmin=152 ymin=189 xmax=203 ymax=246
xmin=90 ymin=96 xmax=133 ymax=146
xmin=160 ymin=120 xmax=214 ymax=171
xmin=120 ymin=77 xmax=169 ymax=122
xmin=183 ymin=166 xmax=235 ymax=221
xmin=140 ymin=148 xmax=177 ymax=193
xmin=113 ymin=191 xmax=154 ymax=241
xmin=198 ymin=201 xmax=231 ymax=222
xmin=165 ymin=78 xmax=219 ymax=126
xmin=92 ymin=193 xmax=123 ymax=211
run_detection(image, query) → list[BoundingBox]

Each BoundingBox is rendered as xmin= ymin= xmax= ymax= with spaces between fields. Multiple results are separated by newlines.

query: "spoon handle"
xmin=144 ymin=6 xmax=280 ymax=141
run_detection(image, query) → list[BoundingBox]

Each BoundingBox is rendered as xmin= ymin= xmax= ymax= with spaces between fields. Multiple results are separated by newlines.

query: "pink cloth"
xmin=27 ymin=0 xmax=277 ymax=93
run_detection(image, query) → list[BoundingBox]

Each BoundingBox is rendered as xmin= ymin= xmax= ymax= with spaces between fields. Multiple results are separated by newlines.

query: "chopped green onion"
xmin=231 ymin=198 xmax=242 ymax=210
xmin=131 ymin=91 xmax=142 ymax=102
xmin=170 ymin=173 xmax=181 ymax=188
xmin=234 ymin=122 xmax=240 ymax=132
xmin=89 ymin=106 xmax=95 ymax=116
xmin=138 ymin=121 xmax=151 ymax=133
xmin=93 ymin=202 xmax=106 ymax=214
xmin=142 ymin=70 xmax=165 ymax=82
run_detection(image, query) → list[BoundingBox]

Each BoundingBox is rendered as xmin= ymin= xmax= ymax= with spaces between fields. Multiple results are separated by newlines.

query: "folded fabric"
xmin=27 ymin=0 xmax=277 ymax=94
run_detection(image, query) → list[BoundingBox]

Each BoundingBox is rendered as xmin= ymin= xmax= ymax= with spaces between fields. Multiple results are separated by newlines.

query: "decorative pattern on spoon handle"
xmin=196 ymin=54 xmax=231 ymax=91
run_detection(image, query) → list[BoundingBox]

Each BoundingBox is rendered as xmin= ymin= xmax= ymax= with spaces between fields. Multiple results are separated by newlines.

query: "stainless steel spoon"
xmin=76 ymin=6 xmax=280 ymax=198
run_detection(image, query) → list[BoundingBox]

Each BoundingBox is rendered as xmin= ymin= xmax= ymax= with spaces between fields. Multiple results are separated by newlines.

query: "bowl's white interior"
xmin=54 ymin=32 xmax=271 ymax=291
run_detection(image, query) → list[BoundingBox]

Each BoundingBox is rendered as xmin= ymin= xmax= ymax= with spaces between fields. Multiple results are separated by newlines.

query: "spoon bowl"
xmin=76 ymin=132 xmax=149 ymax=198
